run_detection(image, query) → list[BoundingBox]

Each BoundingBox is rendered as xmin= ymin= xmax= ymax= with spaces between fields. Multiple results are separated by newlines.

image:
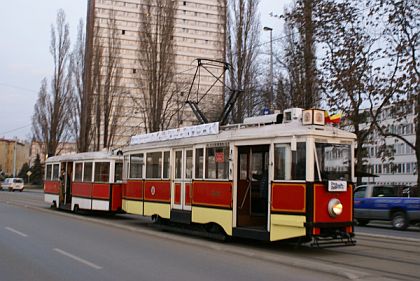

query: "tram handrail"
xmin=239 ymin=181 xmax=252 ymax=209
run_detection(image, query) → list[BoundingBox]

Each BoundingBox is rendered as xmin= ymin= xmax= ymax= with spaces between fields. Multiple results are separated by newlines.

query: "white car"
xmin=1 ymin=178 xmax=24 ymax=192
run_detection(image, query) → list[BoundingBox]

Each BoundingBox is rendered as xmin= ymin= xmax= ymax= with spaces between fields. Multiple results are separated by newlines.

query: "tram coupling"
xmin=310 ymin=231 xmax=356 ymax=248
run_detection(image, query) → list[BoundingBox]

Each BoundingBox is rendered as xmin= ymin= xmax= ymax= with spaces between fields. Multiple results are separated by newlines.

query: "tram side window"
xmin=186 ymin=150 xmax=193 ymax=179
xmin=146 ymin=152 xmax=162 ymax=178
xmin=115 ymin=162 xmax=123 ymax=182
xmin=175 ymin=151 xmax=182 ymax=179
xmin=75 ymin=163 xmax=83 ymax=181
xmin=130 ymin=154 xmax=143 ymax=178
xmin=46 ymin=164 xmax=52 ymax=180
xmin=123 ymin=155 xmax=129 ymax=180
xmin=84 ymin=162 xmax=93 ymax=182
xmin=274 ymin=142 xmax=306 ymax=180
xmin=52 ymin=164 xmax=60 ymax=180
xmin=206 ymin=146 xmax=229 ymax=179
xmin=94 ymin=162 xmax=110 ymax=182
xmin=195 ymin=148 xmax=204 ymax=179
xmin=163 ymin=151 xmax=170 ymax=179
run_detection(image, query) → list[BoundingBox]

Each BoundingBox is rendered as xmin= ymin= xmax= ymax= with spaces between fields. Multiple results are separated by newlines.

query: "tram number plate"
xmin=328 ymin=180 xmax=347 ymax=192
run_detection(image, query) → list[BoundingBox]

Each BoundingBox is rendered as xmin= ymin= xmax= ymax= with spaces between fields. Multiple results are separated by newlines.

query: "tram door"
xmin=64 ymin=162 xmax=73 ymax=205
xmin=237 ymin=145 xmax=269 ymax=229
xmin=172 ymin=149 xmax=193 ymax=211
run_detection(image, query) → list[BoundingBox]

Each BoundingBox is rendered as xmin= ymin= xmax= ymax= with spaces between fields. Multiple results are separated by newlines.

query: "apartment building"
xmin=85 ymin=0 xmax=227 ymax=147
xmin=361 ymin=104 xmax=417 ymax=186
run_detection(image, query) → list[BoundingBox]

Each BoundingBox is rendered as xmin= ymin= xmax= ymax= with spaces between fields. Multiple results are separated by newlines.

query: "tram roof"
xmin=123 ymin=120 xmax=356 ymax=153
xmin=45 ymin=151 xmax=122 ymax=163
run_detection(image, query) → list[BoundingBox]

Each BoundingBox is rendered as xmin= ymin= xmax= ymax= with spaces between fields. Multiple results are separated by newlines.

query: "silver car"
xmin=1 ymin=178 xmax=24 ymax=192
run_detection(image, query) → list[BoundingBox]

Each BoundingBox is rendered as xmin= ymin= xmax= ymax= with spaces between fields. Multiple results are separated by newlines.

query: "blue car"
xmin=354 ymin=184 xmax=420 ymax=230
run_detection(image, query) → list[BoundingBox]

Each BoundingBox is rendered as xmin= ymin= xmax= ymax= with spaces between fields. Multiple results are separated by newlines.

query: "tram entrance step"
xmin=233 ymin=227 xmax=270 ymax=241
xmin=170 ymin=209 xmax=192 ymax=224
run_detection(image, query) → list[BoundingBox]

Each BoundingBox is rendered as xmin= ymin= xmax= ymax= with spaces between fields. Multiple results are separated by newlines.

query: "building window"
xmin=132 ymin=69 xmax=137 ymax=74
xmin=183 ymin=1 xmax=186 ymax=6
xmin=122 ymin=30 xmax=126 ymax=35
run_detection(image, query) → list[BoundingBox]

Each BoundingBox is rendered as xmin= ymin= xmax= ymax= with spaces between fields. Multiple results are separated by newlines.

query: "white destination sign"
xmin=328 ymin=180 xmax=347 ymax=192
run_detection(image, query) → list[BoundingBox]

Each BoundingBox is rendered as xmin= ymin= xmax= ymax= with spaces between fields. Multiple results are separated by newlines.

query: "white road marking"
xmin=53 ymin=248 xmax=103 ymax=270
xmin=5 ymin=226 xmax=28 ymax=237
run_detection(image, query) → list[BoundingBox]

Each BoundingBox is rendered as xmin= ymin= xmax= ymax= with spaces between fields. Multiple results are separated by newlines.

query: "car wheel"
xmin=391 ymin=212 xmax=408 ymax=230
xmin=357 ymin=219 xmax=369 ymax=226
xmin=73 ymin=205 xmax=79 ymax=214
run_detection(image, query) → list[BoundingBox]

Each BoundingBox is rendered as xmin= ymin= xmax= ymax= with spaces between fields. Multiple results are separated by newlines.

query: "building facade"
xmin=85 ymin=0 xmax=227 ymax=148
xmin=0 ymin=139 xmax=30 ymax=177
xmin=361 ymin=105 xmax=417 ymax=186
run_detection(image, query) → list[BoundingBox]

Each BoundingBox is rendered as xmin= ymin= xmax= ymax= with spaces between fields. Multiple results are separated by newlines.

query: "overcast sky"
xmin=0 ymin=0 xmax=288 ymax=140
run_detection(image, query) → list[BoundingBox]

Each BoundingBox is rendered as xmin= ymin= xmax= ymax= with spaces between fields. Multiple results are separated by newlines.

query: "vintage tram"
xmin=121 ymin=108 xmax=356 ymax=245
xmin=44 ymin=151 xmax=124 ymax=213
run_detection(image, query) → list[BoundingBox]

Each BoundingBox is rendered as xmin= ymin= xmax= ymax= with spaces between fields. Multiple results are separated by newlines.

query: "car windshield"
xmin=315 ymin=143 xmax=352 ymax=181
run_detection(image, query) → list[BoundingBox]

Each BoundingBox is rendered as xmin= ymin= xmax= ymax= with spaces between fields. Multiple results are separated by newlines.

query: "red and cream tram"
xmin=121 ymin=108 xmax=357 ymax=245
xmin=44 ymin=151 xmax=123 ymax=213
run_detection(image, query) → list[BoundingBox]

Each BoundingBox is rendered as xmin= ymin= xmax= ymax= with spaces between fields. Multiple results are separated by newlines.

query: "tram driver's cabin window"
xmin=52 ymin=164 xmax=60 ymax=180
xmin=274 ymin=143 xmax=306 ymax=181
xmin=75 ymin=163 xmax=83 ymax=182
xmin=46 ymin=164 xmax=52 ymax=180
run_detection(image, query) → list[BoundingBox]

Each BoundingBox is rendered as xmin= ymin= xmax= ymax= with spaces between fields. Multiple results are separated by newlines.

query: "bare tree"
xmin=69 ymin=19 xmax=88 ymax=152
xmin=32 ymin=10 xmax=73 ymax=157
xmin=316 ymin=1 xmax=382 ymax=184
xmin=283 ymin=0 xmax=318 ymax=109
xmin=226 ymin=0 xmax=261 ymax=123
xmin=85 ymin=9 xmax=125 ymax=150
xmin=275 ymin=7 xmax=306 ymax=110
xmin=134 ymin=0 xmax=178 ymax=133
xmin=366 ymin=0 xmax=419 ymax=187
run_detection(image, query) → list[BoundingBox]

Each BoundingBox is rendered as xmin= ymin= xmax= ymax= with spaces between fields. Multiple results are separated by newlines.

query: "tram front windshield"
xmin=315 ymin=143 xmax=351 ymax=181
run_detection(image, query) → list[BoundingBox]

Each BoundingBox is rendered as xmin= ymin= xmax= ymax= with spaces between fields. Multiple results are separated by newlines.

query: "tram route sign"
xmin=328 ymin=180 xmax=347 ymax=192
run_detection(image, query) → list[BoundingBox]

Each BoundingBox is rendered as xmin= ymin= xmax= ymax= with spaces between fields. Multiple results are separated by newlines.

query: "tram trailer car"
xmin=121 ymin=108 xmax=357 ymax=246
xmin=44 ymin=151 xmax=124 ymax=213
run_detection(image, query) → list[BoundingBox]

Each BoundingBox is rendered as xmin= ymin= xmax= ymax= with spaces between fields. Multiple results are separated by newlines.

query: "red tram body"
xmin=121 ymin=108 xmax=357 ymax=245
xmin=44 ymin=152 xmax=123 ymax=212
xmin=44 ymin=108 xmax=356 ymax=246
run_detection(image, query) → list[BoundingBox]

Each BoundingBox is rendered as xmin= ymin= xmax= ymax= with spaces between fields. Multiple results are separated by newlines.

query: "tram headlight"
xmin=328 ymin=198 xmax=343 ymax=218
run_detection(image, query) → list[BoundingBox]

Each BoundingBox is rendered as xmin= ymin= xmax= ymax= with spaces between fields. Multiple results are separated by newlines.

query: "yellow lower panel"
xmin=192 ymin=207 xmax=232 ymax=236
xmin=144 ymin=202 xmax=170 ymax=219
xmin=270 ymin=214 xmax=306 ymax=241
xmin=122 ymin=199 xmax=143 ymax=215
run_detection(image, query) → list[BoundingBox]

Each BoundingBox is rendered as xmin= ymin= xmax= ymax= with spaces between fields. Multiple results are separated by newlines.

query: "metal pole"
xmin=13 ymin=140 xmax=17 ymax=177
xmin=263 ymin=26 xmax=274 ymax=112
xmin=269 ymin=29 xmax=273 ymax=111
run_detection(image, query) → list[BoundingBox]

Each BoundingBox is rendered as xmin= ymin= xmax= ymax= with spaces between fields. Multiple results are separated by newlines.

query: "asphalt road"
xmin=1 ymin=189 xmax=419 ymax=281
xmin=0 ymin=191 xmax=347 ymax=281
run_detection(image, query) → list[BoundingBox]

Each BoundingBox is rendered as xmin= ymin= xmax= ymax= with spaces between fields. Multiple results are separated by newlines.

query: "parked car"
xmin=354 ymin=184 xmax=420 ymax=230
xmin=1 ymin=178 xmax=24 ymax=192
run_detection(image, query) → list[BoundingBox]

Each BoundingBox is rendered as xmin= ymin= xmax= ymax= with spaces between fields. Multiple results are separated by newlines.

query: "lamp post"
xmin=263 ymin=26 xmax=273 ymax=112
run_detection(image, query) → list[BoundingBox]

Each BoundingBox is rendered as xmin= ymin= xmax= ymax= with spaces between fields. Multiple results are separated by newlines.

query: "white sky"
xmin=0 ymin=0 xmax=288 ymax=140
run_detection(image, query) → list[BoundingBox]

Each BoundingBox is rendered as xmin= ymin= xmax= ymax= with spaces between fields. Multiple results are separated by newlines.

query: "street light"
xmin=263 ymin=26 xmax=273 ymax=112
